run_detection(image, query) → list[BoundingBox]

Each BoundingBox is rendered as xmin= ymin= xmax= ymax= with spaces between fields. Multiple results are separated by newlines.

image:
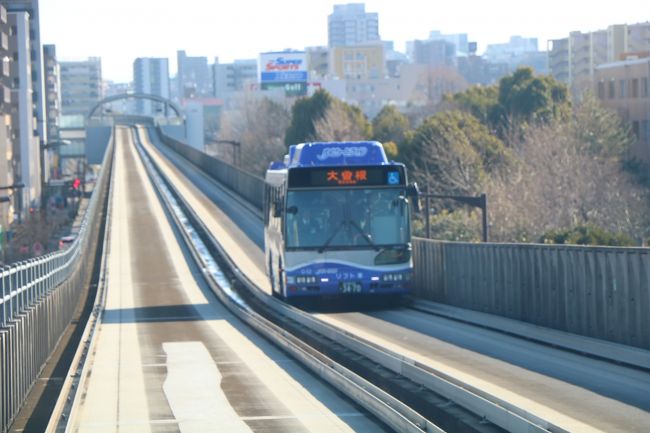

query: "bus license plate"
xmin=340 ymin=282 xmax=362 ymax=293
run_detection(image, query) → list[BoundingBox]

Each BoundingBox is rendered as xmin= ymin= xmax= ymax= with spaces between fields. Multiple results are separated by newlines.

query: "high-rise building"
xmin=549 ymin=22 xmax=650 ymax=96
xmin=133 ymin=57 xmax=170 ymax=115
xmin=9 ymin=11 xmax=40 ymax=215
xmin=212 ymin=58 xmax=257 ymax=99
xmin=60 ymin=57 xmax=102 ymax=116
xmin=43 ymin=45 xmax=60 ymax=142
xmin=0 ymin=4 xmax=14 ymax=236
xmin=328 ymin=3 xmax=379 ymax=48
xmin=177 ymin=50 xmax=211 ymax=99
xmin=43 ymin=44 xmax=61 ymax=182
xmin=5 ymin=0 xmax=47 ymax=146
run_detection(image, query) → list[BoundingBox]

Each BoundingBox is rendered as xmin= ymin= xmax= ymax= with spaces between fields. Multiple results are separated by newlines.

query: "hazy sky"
xmin=39 ymin=0 xmax=649 ymax=82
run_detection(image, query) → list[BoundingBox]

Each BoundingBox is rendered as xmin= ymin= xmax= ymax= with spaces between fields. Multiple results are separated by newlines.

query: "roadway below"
xmin=67 ymin=126 xmax=388 ymax=433
xmin=144 ymin=127 xmax=650 ymax=433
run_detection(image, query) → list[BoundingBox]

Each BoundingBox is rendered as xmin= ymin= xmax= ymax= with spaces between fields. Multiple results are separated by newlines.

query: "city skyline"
xmin=40 ymin=0 xmax=649 ymax=82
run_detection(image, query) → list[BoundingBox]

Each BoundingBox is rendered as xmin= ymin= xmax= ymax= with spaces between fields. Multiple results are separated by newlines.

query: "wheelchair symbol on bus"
xmin=387 ymin=171 xmax=400 ymax=185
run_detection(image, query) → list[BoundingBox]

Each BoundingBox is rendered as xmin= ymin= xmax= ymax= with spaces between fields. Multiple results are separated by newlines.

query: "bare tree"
xmin=217 ymin=93 xmax=290 ymax=176
xmin=487 ymin=121 xmax=649 ymax=242
xmin=312 ymin=100 xmax=371 ymax=142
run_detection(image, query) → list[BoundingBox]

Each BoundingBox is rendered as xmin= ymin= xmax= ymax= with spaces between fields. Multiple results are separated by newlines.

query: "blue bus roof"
xmin=285 ymin=141 xmax=389 ymax=168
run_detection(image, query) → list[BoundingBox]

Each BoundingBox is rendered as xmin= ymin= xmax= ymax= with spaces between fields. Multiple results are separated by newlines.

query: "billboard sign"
xmin=260 ymin=52 xmax=308 ymax=84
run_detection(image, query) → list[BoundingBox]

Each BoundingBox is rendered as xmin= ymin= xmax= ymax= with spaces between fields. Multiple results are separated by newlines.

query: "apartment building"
xmin=60 ymin=57 xmax=102 ymax=116
xmin=5 ymin=0 xmax=47 ymax=145
xmin=595 ymin=56 xmax=650 ymax=162
xmin=329 ymin=43 xmax=385 ymax=80
xmin=9 ymin=11 xmax=40 ymax=215
xmin=0 ymin=4 xmax=13 ymax=239
xmin=212 ymin=58 xmax=257 ymax=99
xmin=177 ymin=50 xmax=211 ymax=99
xmin=549 ymin=22 xmax=650 ymax=96
xmin=328 ymin=3 xmax=379 ymax=48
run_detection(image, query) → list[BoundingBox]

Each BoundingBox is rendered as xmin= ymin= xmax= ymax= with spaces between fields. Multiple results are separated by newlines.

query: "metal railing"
xmin=0 ymin=130 xmax=114 ymax=432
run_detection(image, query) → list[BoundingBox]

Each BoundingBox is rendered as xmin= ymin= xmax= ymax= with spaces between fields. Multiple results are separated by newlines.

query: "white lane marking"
xmin=163 ymin=341 xmax=252 ymax=433
xmin=240 ymin=413 xmax=365 ymax=421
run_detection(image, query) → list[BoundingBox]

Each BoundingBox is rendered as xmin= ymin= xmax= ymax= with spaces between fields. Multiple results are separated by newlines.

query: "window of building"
xmin=640 ymin=120 xmax=648 ymax=141
xmin=608 ymin=80 xmax=616 ymax=99
xmin=619 ymin=79 xmax=626 ymax=98
xmin=597 ymin=81 xmax=605 ymax=99
xmin=631 ymin=78 xmax=639 ymax=98
xmin=632 ymin=120 xmax=639 ymax=139
xmin=643 ymin=78 xmax=649 ymax=98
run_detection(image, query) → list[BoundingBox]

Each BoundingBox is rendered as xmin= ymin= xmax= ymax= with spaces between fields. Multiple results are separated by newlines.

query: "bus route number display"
xmin=289 ymin=166 xmax=405 ymax=187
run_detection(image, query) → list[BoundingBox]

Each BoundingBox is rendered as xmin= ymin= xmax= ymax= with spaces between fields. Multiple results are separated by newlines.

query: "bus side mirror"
xmin=406 ymin=182 xmax=420 ymax=213
xmin=273 ymin=200 xmax=283 ymax=217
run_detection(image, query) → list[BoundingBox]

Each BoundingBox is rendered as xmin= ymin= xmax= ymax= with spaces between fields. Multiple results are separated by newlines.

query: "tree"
xmin=447 ymin=84 xmax=499 ymax=126
xmin=486 ymin=120 xmax=649 ymax=243
xmin=372 ymin=105 xmax=410 ymax=146
xmin=218 ymin=95 xmax=290 ymax=176
xmin=402 ymin=111 xmax=488 ymax=195
xmin=572 ymin=91 xmax=632 ymax=158
xmin=312 ymin=99 xmax=372 ymax=142
xmin=495 ymin=67 xmax=571 ymax=136
xmin=449 ymin=68 xmax=571 ymax=141
xmin=285 ymin=89 xmax=333 ymax=145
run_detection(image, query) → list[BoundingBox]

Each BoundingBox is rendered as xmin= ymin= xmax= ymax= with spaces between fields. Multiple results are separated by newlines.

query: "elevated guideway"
xmin=142 ymin=126 xmax=650 ymax=433
xmin=64 ymin=126 xmax=387 ymax=432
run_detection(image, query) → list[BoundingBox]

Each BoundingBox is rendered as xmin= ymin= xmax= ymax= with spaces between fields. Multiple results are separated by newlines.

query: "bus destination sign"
xmin=288 ymin=166 xmax=406 ymax=188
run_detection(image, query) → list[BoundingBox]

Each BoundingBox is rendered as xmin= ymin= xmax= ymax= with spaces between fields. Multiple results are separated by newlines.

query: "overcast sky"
xmin=39 ymin=0 xmax=649 ymax=82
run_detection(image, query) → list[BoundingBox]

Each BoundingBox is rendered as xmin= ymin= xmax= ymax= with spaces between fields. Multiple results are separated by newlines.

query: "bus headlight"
xmin=296 ymin=276 xmax=317 ymax=284
xmin=382 ymin=272 xmax=410 ymax=282
xmin=382 ymin=273 xmax=400 ymax=282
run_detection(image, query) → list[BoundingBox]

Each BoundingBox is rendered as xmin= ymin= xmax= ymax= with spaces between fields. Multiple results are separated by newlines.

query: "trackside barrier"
xmin=412 ymin=240 xmax=650 ymax=351
xmin=0 ymin=131 xmax=114 ymax=432
xmin=155 ymin=126 xmax=264 ymax=211
xmin=154 ymin=129 xmax=650 ymax=352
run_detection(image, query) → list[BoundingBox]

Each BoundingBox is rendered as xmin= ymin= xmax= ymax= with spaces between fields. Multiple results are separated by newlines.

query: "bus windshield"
xmin=285 ymin=188 xmax=410 ymax=249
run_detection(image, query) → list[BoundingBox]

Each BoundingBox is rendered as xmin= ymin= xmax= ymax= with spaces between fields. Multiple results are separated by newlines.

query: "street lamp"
xmin=213 ymin=140 xmax=241 ymax=167
xmin=40 ymin=140 xmax=70 ymax=216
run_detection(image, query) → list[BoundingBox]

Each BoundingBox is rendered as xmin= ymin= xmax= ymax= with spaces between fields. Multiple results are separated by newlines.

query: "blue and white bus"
xmin=264 ymin=141 xmax=419 ymax=300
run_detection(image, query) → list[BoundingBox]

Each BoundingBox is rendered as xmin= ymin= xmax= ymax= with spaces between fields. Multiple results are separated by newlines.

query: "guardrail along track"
xmin=0 ymin=130 xmax=114 ymax=433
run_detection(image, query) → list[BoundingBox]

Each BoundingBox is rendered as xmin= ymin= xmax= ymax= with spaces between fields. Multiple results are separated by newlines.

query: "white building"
xmin=9 ymin=11 xmax=40 ymax=214
xmin=6 ymin=0 xmax=47 ymax=146
xmin=133 ymin=57 xmax=170 ymax=115
xmin=328 ymin=3 xmax=380 ymax=48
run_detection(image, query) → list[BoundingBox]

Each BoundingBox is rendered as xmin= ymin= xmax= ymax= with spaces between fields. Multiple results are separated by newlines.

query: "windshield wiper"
xmin=348 ymin=220 xmax=380 ymax=251
xmin=318 ymin=220 xmax=347 ymax=253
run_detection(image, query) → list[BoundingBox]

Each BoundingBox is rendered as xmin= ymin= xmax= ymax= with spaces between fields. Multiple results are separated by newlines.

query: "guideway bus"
xmin=264 ymin=141 xmax=419 ymax=300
